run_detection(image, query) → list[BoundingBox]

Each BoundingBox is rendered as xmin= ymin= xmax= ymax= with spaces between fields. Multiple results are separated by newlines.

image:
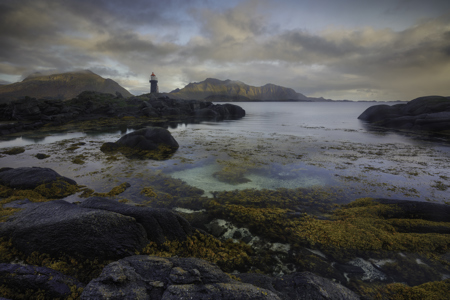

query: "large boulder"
xmin=0 ymin=263 xmax=84 ymax=299
xmin=358 ymin=96 xmax=450 ymax=132
xmin=374 ymin=198 xmax=450 ymax=223
xmin=0 ymin=167 xmax=77 ymax=190
xmin=238 ymin=272 xmax=360 ymax=300
xmin=0 ymin=200 xmax=149 ymax=260
xmin=80 ymin=197 xmax=193 ymax=244
xmin=81 ymin=255 xmax=281 ymax=300
xmin=101 ymin=127 xmax=179 ymax=159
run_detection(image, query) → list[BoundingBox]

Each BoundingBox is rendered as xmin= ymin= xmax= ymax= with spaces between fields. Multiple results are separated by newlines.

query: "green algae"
xmin=0 ymin=237 xmax=111 ymax=285
xmin=382 ymin=279 xmax=450 ymax=300
xmin=79 ymin=182 xmax=130 ymax=198
xmin=140 ymin=230 xmax=253 ymax=272
xmin=1 ymin=147 xmax=25 ymax=155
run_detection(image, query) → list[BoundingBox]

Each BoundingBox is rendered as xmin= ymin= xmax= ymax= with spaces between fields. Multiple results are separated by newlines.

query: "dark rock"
xmin=195 ymin=108 xmax=220 ymax=119
xmin=0 ymin=92 xmax=246 ymax=137
xmin=100 ymin=127 xmax=179 ymax=159
xmin=0 ymin=167 xmax=77 ymax=189
xmin=212 ymin=103 xmax=246 ymax=119
xmin=374 ymin=198 xmax=450 ymax=223
xmin=238 ymin=272 xmax=360 ymax=300
xmin=81 ymin=255 xmax=280 ymax=300
xmin=116 ymin=127 xmax=178 ymax=151
xmin=1 ymin=199 xmax=38 ymax=209
xmin=358 ymin=96 xmax=450 ymax=132
xmin=0 ymin=200 xmax=149 ymax=260
xmin=334 ymin=263 xmax=365 ymax=274
xmin=10 ymin=98 xmax=42 ymax=120
xmin=35 ymin=153 xmax=50 ymax=159
xmin=0 ymin=263 xmax=84 ymax=299
xmin=80 ymin=197 xmax=192 ymax=244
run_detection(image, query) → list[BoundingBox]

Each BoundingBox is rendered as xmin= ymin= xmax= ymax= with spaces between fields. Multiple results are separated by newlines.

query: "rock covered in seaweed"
xmin=0 ymin=263 xmax=84 ymax=299
xmin=0 ymin=167 xmax=76 ymax=190
xmin=100 ymin=126 xmax=179 ymax=159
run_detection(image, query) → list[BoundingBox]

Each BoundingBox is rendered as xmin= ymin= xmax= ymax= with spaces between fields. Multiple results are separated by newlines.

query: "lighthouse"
xmin=150 ymin=72 xmax=159 ymax=93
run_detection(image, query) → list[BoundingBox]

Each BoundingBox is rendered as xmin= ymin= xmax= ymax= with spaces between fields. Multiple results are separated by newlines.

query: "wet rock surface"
xmin=238 ymin=272 xmax=360 ymax=300
xmin=374 ymin=198 xmax=450 ymax=223
xmin=0 ymin=263 xmax=84 ymax=299
xmin=0 ymin=200 xmax=149 ymax=260
xmin=100 ymin=126 xmax=179 ymax=159
xmin=0 ymin=167 xmax=77 ymax=189
xmin=80 ymin=197 xmax=193 ymax=244
xmin=358 ymin=95 xmax=450 ymax=132
xmin=81 ymin=255 xmax=280 ymax=300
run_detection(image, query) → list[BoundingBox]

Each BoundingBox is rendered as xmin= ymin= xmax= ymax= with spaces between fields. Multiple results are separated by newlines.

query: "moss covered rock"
xmin=100 ymin=126 xmax=179 ymax=159
xmin=0 ymin=167 xmax=76 ymax=190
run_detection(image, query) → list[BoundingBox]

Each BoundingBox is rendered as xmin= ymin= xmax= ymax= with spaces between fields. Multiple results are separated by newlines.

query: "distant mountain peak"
xmin=0 ymin=70 xmax=132 ymax=102
xmin=168 ymin=78 xmax=307 ymax=101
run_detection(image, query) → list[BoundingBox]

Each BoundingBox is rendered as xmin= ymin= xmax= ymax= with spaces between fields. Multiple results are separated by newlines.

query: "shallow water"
xmin=1 ymin=102 xmax=450 ymax=203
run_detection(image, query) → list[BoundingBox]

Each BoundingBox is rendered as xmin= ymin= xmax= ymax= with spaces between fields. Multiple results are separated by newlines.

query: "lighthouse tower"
xmin=150 ymin=72 xmax=159 ymax=93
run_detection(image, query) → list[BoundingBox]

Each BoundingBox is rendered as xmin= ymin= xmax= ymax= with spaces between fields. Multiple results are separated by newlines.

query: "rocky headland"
xmin=358 ymin=95 xmax=450 ymax=134
xmin=0 ymin=91 xmax=246 ymax=137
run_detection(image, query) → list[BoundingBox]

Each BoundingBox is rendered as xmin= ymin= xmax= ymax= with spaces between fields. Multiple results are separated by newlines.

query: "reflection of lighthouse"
xmin=150 ymin=72 xmax=159 ymax=93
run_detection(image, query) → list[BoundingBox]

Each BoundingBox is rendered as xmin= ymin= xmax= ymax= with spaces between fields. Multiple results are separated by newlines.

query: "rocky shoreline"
xmin=0 ymin=91 xmax=246 ymax=137
xmin=358 ymin=95 xmax=450 ymax=134
xmin=0 ymin=166 xmax=449 ymax=299
xmin=1 ymin=96 xmax=450 ymax=299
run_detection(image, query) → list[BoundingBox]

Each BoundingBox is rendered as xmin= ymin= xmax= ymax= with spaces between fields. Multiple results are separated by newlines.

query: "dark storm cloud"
xmin=1 ymin=0 xmax=450 ymax=99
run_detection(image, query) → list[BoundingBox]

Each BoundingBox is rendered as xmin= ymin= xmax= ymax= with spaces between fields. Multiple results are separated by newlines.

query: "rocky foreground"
xmin=358 ymin=95 xmax=450 ymax=133
xmin=1 ymin=165 xmax=450 ymax=299
xmin=0 ymin=167 xmax=362 ymax=299
xmin=0 ymin=91 xmax=246 ymax=136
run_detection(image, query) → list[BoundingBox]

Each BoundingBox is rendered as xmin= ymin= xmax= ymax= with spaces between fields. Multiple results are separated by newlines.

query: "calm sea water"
xmin=1 ymin=101 xmax=450 ymax=202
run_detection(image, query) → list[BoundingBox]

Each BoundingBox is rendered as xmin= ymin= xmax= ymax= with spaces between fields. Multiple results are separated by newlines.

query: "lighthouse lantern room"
xmin=150 ymin=72 xmax=159 ymax=93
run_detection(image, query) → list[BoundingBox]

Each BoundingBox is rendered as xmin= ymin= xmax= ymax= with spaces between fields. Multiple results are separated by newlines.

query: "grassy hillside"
xmin=169 ymin=78 xmax=307 ymax=101
xmin=0 ymin=70 xmax=132 ymax=102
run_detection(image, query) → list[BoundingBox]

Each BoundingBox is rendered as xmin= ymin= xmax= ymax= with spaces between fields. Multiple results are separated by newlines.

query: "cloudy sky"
xmin=1 ymin=0 xmax=450 ymax=101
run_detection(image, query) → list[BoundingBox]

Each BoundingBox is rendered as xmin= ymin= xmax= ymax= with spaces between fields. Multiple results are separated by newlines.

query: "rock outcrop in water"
xmin=358 ymin=95 xmax=450 ymax=132
xmin=0 ymin=91 xmax=246 ymax=136
xmin=100 ymin=127 xmax=180 ymax=159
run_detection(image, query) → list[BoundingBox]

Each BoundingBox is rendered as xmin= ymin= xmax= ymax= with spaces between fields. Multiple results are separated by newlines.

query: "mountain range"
xmin=0 ymin=70 xmax=132 ymax=103
xmin=0 ymin=70 xmax=338 ymax=103
xmin=166 ymin=78 xmax=333 ymax=102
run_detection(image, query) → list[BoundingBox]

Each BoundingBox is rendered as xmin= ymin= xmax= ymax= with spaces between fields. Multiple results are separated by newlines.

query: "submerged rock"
xmin=81 ymin=255 xmax=281 ymax=300
xmin=101 ymin=126 xmax=179 ymax=159
xmin=0 ymin=167 xmax=76 ymax=190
